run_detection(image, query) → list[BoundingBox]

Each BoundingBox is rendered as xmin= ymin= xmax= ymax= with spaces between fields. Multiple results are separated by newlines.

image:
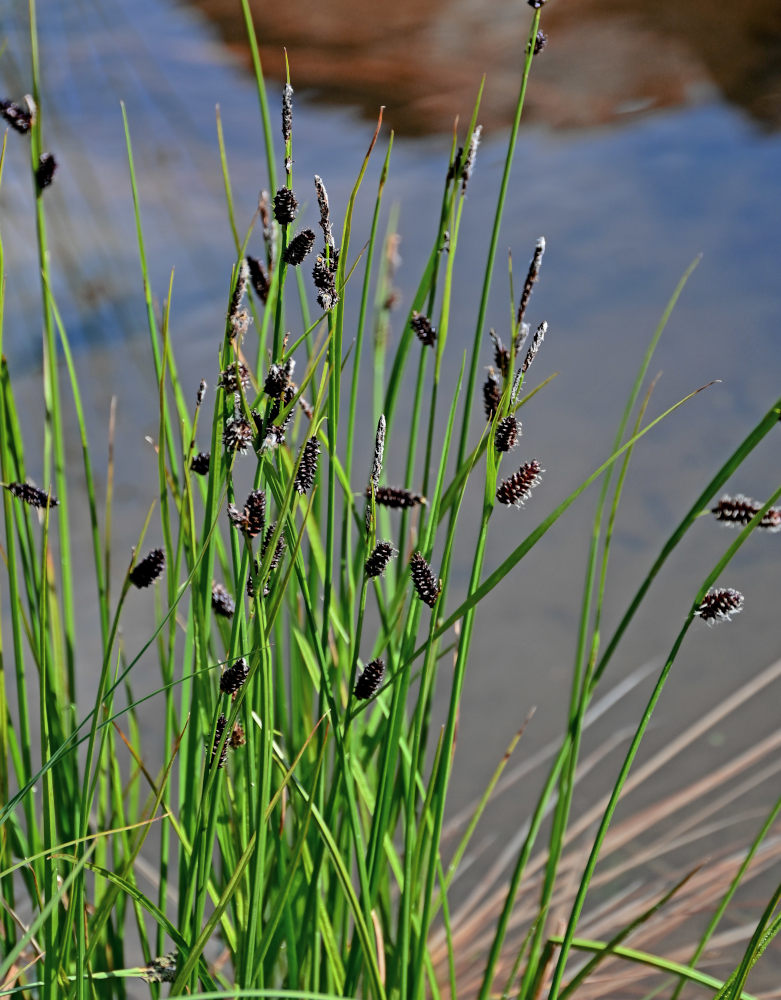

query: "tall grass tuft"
xmin=1 ymin=2 xmax=781 ymax=998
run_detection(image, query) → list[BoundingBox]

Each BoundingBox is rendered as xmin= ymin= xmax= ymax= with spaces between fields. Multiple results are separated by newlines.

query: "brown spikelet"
xmin=4 ymin=482 xmax=58 ymax=509
xmin=494 ymin=415 xmax=521 ymax=452
xmin=410 ymin=552 xmax=442 ymax=608
xmin=517 ymin=237 xmax=546 ymax=325
xmin=190 ymin=451 xmax=210 ymax=476
xmin=496 ymin=460 xmax=543 ymax=507
xmin=371 ymin=485 xmax=426 ymax=509
xmin=711 ymin=494 xmax=781 ymax=532
xmin=246 ymin=255 xmax=270 ymax=304
xmin=211 ymin=583 xmax=235 ymax=619
xmin=230 ymin=722 xmax=246 ymax=748
xmin=217 ymin=362 xmax=251 ymax=395
xmin=411 ymin=312 xmax=437 ymax=348
xmin=695 ymin=587 xmax=744 ymax=625
xmin=129 ymin=548 xmax=165 ymax=589
xmin=365 ymin=541 xmax=397 ymax=579
xmin=489 ymin=329 xmax=510 ymax=378
xmin=283 ymin=229 xmax=316 ymax=266
xmin=273 ymin=186 xmax=298 ymax=225
xmin=355 ymin=658 xmax=386 ymax=700
xmin=220 ymin=657 xmax=249 ymax=694
xmin=294 ymin=438 xmax=321 ymax=495
xmin=483 ymin=368 xmax=502 ymax=422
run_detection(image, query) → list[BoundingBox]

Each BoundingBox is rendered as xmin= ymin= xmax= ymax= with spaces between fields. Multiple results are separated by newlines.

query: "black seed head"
xmin=273 ymin=186 xmax=299 ymax=226
xmin=294 ymin=438 xmax=320 ymax=496
xmin=696 ymin=587 xmax=744 ymax=625
xmin=262 ymin=522 xmax=286 ymax=569
xmin=209 ymin=714 xmax=229 ymax=770
xmin=220 ymin=657 xmax=249 ymax=694
xmin=371 ymin=485 xmax=427 ymax=509
xmin=314 ymin=174 xmax=334 ymax=249
xmin=35 ymin=152 xmax=57 ymax=192
xmin=313 ymin=248 xmax=339 ymax=311
xmin=4 ymin=482 xmax=58 ymax=509
xmin=0 ymin=97 xmax=34 ymax=134
xmin=217 ymin=362 xmax=251 ymax=395
xmin=495 ymin=415 xmax=521 ymax=453
xmin=496 ymin=460 xmax=543 ymax=507
xmin=410 ymin=552 xmax=442 ymax=608
xmin=355 ymin=658 xmax=386 ymax=700
xmin=244 ymin=489 xmax=267 ymax=538
xmin=129 ymin=548 xmax=165 ymax=588
xmin=527 ymin=0 xmax=547 ymax=8
xmin=522 ymin=320 xmax=547 ymax=374
xmin=191 ymin=451 xmax=210 ymax=476
xmin=711 ymin=494 xmax=781 ymax=532
xmin=211 ymin=582 xmax=235 ymax=619
xmin=517 ymin=237 xmax=546 ymax=325
xmin=411 ymin=311 xmax=437 ymax=348
xmin=264 ymin=360 xmax=293 ymax=398
xmin=489 ymin=329 xmax=510 ymax=378
xmin=483 ymin=368 xmax=502 ymax=422
xmin=196 ymin=379 xmax=207 ymax=406
xmin=223 ymin=412 xmax=253 ymax=455
xmin=246 ymin=255 xmax=270 ymax=304
xmin=365 ymin=540 xmax=397 ymax=579
xmin=533 ymin=29 xmax=548 ymax=54
xmin=283 ymin=229 xmax=316 ymax=266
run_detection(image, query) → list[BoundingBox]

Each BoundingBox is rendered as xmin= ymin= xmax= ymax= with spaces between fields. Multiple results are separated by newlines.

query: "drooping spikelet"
xmin=4 ymin=481 xmax=58 ymax=509
xmin=220 ymin=657 xmax=249 ymax=694
xmin=35 ymin=152 xmax=57 ymax=191
xmin=211 ymin=583 xmax=235 ymax=619
xmin=711 ymin=494 xmax=781 ymax=532
xmin=365 ymin=541 xmax=397 ymax=579
xmin=410 ymin=552 xmax=442 ymax=608
xmin=282 ymin=229 xmax=316 ymax=267
xmin=490 ymin=329 xmax=510 ymax=378
xmin=371 ymin=485 xmax=426 ymax=509
xmin=217 ymin=361 xmax=251 ymax=395
xmin=0 ymin=96 xmax=35 ymax=134
xmin=294 ymin=438 xmax=320 ymax=495
xmin=129 ymin=548 xmax=165 ymax=589
xmin=695 ymin=587 xmax=744 ymax=625
xmin=273 ymin=187 xmax=298 ymax=226
xmin=483 ymin=368 xmax=502 ymax=422
xmin=191 ymin=451 xmax=210 ymax=476
xmin=517 ymin=237 xmax=546 ymax=325
xmin=209 ymin=714 xmax=229 ymax=770
xmin=496 ymin=460 xmax=543 ymax=507
xmin=522 ymin=320 xmax=547 ymax=373
xmin=354 ymin=658 xmax=385 ymax=700
xmin=246 ymin=255 xmax=270 ymax=304
xmin=495 ymin=415 xmax=521 ymax=452
xmin=411 ymin=312 xmax=437 ymax=348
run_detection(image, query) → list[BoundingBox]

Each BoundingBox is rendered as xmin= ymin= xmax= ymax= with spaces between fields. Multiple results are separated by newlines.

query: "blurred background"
xmin=2 ymin=0 xmax=781 ymax=986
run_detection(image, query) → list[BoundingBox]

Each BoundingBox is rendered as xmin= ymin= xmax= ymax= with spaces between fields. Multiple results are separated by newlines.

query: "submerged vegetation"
xmin=1 ymin=1 xmax=781 ymax=997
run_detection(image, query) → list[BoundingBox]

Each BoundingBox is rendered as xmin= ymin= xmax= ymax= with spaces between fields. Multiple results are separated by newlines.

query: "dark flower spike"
xmin=411 ymin=311 xmax=437 ymax=348
xmin=410 ymin=552 xmax=442 ymax=608
xmin=295 ymin=438 xmax=321 ymax=495
xmin=522 ymin=320 xmax=547 ymax=374
xmin=532 ymin=29 xmax=548 ymax=54
xmin=282 ymin=82 xmax=293 ymax=144
xmin=220 ymin=657 xmax=249 ymax=694
xmin=142 ymin=953 xmax=177 ymax=985
xmin=35 ymin=153 xmax=57 ymax=191
xmin=496 ymin=460 xmax=544 ymax=507
xmin=129 ymin=548 xmax=165 ymax=589
xmin=230 ymin=722 xmax=246 ymax=748
xmin=264 ymin=359 xmax=294 ymax=397
xmin=246 ymin=255 xmax=270 ymax=305
xmin=222 ymin=410 xmax=253 ymax=455
xmin=483 ymin=368 xmax=502 ymax=422
xmin=283 ymin=229 xmax=316 ymax=266
xmin=217 ymin=361 xmax=251 ymax=395
xmin=314 ymin=174 xmax=335 ymax=250
xmin=711 ymin=494 xmax=781 ymax=532
xmin=191 ymin=451 xmax=210 ymax=476
xmin=209 ymin=714 xmax=229 ymax=770
xmin=517 ymin=237 xmax=546 ymax=325
xmin=262 ymin=522 xmax=286 ymax=570
xmin=495 ymin=415 xmax=521 ymax=453
xmin=365 ymin=540 xmax=397 ymax=579
xmin=371 ymin=485 xmax=427 ymax=509
xmin=4 ymin=481 xmax=58 ymax=509
xmin=696 ymin=587 xmax=744 ymax=625
xmin=510 ymin=369 xmax=524 ymax=406
xmin=371 ymin=414 xmax=386 ymax=489
xmin=196 ymin=379 xmax=207 ymax=407
xmin=0 ymin=96 xmax=35 ymax=134
xmin=355 ymin=658 xmax=386 ymax=700
xmin=244 ymin=489 xmax=267 ymax=538
xmin=273 ymin=186 xmax=298 ymax=226
xmin=461 ymin=125 xmax=482 ymax=194
xmin=490 ymin=329 xmax=510 ymax=378
xmin=313 ymin=248 xmax=339 ymax=311
xmin=211 ymin=583 xmax=235 ymax=619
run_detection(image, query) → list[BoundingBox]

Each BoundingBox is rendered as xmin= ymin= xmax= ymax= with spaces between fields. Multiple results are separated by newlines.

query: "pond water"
xmin=2 ymin=0 xmax=781 ymax=988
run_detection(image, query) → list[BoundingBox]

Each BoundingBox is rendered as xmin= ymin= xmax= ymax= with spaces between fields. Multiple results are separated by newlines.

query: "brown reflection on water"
xmin=189 ymin=0 xmax=781 ymax=134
